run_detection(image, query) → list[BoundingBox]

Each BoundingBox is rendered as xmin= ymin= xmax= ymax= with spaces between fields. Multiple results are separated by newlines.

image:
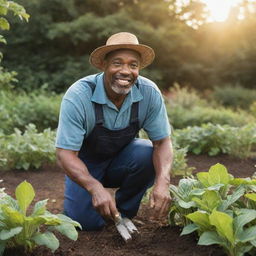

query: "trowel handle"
xmin=114 ymin=213 xmax=122 ymax=223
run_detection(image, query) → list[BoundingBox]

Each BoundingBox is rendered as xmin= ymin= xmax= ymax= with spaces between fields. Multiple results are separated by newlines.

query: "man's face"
xmin=103 ymin=49 xmax=140 ymax=96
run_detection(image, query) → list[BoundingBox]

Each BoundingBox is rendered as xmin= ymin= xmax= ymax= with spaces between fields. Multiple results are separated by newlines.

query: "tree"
xmin=0 ymin=0 xmax=29 ymax=90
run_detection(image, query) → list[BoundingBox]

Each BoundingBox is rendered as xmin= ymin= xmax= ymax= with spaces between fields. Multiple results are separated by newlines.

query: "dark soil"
xmin=1 ymin=154 xmax=256 ymax=256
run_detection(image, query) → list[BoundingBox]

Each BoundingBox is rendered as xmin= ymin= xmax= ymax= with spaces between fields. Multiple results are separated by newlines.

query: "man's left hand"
xmin=149 ymin=183 xmax=171 ymax=219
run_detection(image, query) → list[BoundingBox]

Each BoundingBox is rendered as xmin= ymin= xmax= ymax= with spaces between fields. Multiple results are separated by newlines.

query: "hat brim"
xmin=89 ymin=44 xmax=155 ymax=70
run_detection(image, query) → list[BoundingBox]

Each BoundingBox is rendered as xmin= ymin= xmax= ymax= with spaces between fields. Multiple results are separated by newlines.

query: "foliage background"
xmin=2 ymin=0 xmax=256 ymax=92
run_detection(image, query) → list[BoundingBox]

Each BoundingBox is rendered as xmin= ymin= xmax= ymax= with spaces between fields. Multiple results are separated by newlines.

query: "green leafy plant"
xmin=174 ymin=123 xmax=256 ymax=158
xmin=169 ymin=177 xmax=203 ymax=226
xmin=170 ymin=163 xmax=256 ymax=256
xmin=0 ymin=180 xmax=81 ymax=254
xmin=0 ymin=90 xmax=61 ymax=134
xmin=0 ymin=124 xmax=56 ymax=170
xmin=197 ymin=209 xmax=256 ymax=256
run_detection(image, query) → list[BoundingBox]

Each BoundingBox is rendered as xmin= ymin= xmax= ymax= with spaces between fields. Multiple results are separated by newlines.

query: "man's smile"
xmin=114 ymin=76 xmax=133 ymax=87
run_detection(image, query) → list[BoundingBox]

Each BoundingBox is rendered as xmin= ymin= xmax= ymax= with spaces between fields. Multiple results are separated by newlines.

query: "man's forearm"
xmin=152 ymin=137 xmax=173 ymax=186
xmin=56 ymin=148 xmax=102 ymax=193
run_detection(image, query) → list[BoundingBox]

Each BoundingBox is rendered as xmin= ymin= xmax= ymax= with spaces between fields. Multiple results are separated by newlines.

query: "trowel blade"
xmin=115 ymin=222 xmax=132 ymax=242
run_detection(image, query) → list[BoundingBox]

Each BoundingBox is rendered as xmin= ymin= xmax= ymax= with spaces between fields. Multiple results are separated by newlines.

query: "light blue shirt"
xmin=56 ymin=73 xmax=171 ymax=151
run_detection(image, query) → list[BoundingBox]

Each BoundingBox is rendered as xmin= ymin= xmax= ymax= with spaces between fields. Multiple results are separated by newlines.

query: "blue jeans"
xmin=64 ymin=139 xmax=155 ymax=231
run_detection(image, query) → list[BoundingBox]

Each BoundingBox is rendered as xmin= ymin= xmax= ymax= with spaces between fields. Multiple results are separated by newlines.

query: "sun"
xmin=202 ymin=0 xmax=242 ymax=22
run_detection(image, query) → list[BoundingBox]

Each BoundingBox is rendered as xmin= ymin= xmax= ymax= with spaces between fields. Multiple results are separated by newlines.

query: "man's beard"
xmin=110 ymin=83 xmax=132 ymax=95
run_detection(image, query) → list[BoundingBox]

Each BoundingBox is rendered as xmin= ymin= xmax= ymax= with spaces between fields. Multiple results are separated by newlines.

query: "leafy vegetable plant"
xmin=170 ymin=163 xmax=256 ymax=256
xmin=0 ymin=180 xmax=81 ymax=254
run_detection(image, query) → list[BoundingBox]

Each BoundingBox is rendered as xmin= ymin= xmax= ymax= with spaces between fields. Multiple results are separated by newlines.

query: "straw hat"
xmin=89 ymin=32 xmax=155 ymax=70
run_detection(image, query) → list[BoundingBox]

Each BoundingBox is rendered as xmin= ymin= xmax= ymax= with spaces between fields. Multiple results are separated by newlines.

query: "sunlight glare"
xmin=202 ymin=0 xmax=242 ymax=22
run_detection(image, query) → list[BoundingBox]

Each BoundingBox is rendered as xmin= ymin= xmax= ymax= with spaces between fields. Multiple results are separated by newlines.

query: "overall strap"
xmin=130 ymin=102 xmax=139 ymax=124
xmin=86 ymin=81 xmax=104 ymax=125
xmin=130 ymin=81 xmax=140 ymax=124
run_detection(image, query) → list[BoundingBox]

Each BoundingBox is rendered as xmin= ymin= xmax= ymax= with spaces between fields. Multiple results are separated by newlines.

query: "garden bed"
xmin=1 ymin=154 xmax=256 ymax=256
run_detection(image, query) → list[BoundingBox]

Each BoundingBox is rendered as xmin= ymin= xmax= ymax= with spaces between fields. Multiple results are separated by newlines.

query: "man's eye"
xmin=113 ymin=62 xmax=122 ymax=66
xmin=130 ymin=63 xmax=138 ymax=69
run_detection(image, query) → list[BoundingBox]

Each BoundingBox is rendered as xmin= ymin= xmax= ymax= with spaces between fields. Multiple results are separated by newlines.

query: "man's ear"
xmin=100 ymin=60 xmax=107 ymax=71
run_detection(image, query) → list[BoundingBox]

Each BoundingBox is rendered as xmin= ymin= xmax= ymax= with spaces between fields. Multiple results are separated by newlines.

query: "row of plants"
xmin=166 ymin=85 xmax=256 ymax=129
xmin=169 ymin=163 xmax=256 ymax=256
xmin=0 ymin=180 xmax=81 ymax=255
xmin=173 ymin=123 xmax=256 ymax=159
xmin=0 ymin=124 xmax=56 ymax=170
xmin=0 ymin=91 xmax=61 ymax=134
xmin=1 ymin=85 xmax=256 ymax=134
xmin=1 ymin=122 xmax=255 ymax=172
xmin=0 ymin=124 xmax=193 ymax=176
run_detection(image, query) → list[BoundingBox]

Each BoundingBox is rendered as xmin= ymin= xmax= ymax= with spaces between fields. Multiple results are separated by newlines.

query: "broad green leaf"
xmin=219 ymin=186 xmax=245 ymax=211
xmin=57 ymin=214 xmax=82 ymax=229
xmin=192 ymin=190 xmax=220 ymax=212
xmin=237 ymin=226 xmax=256 ymax=242
xmin=178 ymin=200 xmax=196 ymax=209
xmin=3 ymin=195 xmax=20 ymax=211
xmin=208 ymin=164 xmax=230 ymax=185
xmin=0 ymin=17 xmax=9 ymax=30
xmin=234 ymin=209 xmax=256 ymax=237
xmin=0 ymin=227 xmax=22 ymax=240
xmin=15 ymin=181 xmax=35 ymax=215
xmin=190 ymin=189 xmax=205 ymax=196
xmin=197 ymin=172 xmax=210 ymax=187
xmin=178 ymin=178 xmax=197 ymax=198
xmin=52 ymin=223 xmax=78 ymax=240
xmin=198 ymin=231 xmax=227 ymax=247
xmin=230 ymin=178 xmax=256 ymax=186
xmin=236 ymin=245 xmax=254 ymax=256
xmin=2 ymin=205 xmax=24 ymax=225
xmin=206 ymin=184 xmax=224 ymax=191
xmin=245 ymin=193 xmax=256 ymax=202
xmin=32 ymin=199 xmax=48 ymax=216
xmin=209 ymin=210 xmax=234 ymax=244
xmin=31 ymin=215 xmax=61 ymax=226
xmin=186 ymin=211 xmax=211 ymax=230
xmin=32 ymin=231 xmax=59 ymax=252
xmin=180 ymin=223 xmax=198 ymax=235
xmin=42 ymin=213 xmax=63 ymax=225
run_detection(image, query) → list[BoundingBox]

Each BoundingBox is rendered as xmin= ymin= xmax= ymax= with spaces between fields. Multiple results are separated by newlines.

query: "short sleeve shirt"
xmin=56 ymin=73 xmax=171 ymax=151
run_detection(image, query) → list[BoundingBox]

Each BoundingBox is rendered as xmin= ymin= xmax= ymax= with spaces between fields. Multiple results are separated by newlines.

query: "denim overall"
xmin=64 ymin=82 xmax=155 ymax=230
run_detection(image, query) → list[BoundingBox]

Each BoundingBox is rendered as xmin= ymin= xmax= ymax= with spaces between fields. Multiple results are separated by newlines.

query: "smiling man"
xmin=56 ymin=32 xmax=173 ymax=231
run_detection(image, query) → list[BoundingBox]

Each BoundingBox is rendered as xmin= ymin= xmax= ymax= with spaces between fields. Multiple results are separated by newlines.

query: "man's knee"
xmin=131 ymin=139 xmax=154 ymax=166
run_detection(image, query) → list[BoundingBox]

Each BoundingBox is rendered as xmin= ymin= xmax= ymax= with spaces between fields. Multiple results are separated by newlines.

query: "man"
xmin=56 ymin=32 xmax=173 ymax=231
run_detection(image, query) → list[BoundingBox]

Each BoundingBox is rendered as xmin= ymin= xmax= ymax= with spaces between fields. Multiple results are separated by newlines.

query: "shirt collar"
xmin=91 ymin=73 xmax=143 ymax=107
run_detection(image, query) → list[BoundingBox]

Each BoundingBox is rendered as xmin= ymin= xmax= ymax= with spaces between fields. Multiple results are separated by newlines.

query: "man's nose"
xmin=120 ymin=64 xmax=131 ymax=74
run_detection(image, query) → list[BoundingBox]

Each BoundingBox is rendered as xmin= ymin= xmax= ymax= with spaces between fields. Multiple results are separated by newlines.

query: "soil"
xmin=1 ymin=154 xmax=256 ymax=256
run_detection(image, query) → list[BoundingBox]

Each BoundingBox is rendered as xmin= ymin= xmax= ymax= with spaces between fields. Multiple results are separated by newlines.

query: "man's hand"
xmin=149 ymin=182 xmax=171 ymax=219
xmin=90 ymin=183 xmax=119 ymax=220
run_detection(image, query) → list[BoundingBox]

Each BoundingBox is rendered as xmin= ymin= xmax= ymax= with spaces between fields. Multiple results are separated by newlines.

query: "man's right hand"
xmin=90 ymin=183 xmax=119 ymax=220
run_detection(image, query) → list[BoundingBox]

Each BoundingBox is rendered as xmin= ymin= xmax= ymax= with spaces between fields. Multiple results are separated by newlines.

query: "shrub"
xmin=212 ymin=85 xmax=256 ymax=109
xmin=0 ymin=180 xmax=81 ymax=254
xmin=0 ymin=91 xmax=61 ymax=134
xmin=173 ymin=123 xmax=256 ymax=158
xmin=166 ymin=83 xmax=207 ymax=109
xmin=167 ymin=104 xmax=255 ymax=129
xmin=0 ymin=124 xmax=56 ymax=170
